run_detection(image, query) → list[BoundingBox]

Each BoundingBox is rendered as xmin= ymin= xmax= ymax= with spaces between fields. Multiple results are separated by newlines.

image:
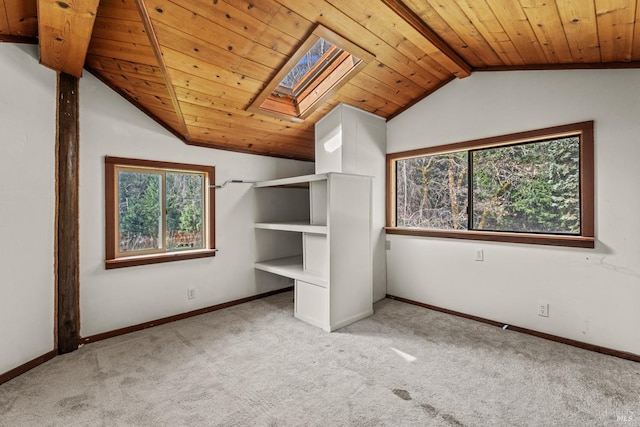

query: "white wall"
xmin=0 ymin=44 xmax=56 ymax=373
xmin=80 ymin=72 xmax=314 ymax=337
xmin=387 ymin=69 xmax=640 ymax=356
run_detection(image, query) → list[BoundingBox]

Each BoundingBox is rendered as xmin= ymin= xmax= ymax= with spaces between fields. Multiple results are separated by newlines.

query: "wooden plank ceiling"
xmin=2 ymin=0 xmax=640 ymax=160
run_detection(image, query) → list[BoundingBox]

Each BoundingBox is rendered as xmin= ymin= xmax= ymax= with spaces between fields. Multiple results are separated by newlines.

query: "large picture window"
xmin=387 ymin=122 xmax=594 ymax=248
xmin=105 ymin=157 xmax=216 ymax=268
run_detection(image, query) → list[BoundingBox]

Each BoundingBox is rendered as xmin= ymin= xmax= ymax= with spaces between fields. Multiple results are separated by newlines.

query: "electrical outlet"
xmin=385 ymin=240 xmax=391 ymax=250
xmin=187 ymin=287 xmax=196 ymax=300
xmin=538 ymin=301 xmax=549 ymax=317
xmin=475 ymin=249 xmax=484 ymax=261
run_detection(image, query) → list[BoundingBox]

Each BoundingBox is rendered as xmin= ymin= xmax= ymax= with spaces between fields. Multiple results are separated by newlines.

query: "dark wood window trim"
xmin=386 ymin=121 xmax=595 ymax=248
xmin=105 ymin=156 xmax=216 ymax=269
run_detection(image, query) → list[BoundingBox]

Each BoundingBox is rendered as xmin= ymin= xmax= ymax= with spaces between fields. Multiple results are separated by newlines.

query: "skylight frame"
xmin=248 ymin=24 xmax=374 ymax=122
xmin=276 ymin=40 xmax=340 ymax=95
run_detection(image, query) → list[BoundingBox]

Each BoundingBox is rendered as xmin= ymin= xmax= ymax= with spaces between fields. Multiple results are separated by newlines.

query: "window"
xmin=248 ymin=24 xmax=374 ymax=121
xmin=386 ymin=121 xmax=594 ymax=248
xmin=278 ymin=38 xmax=337 ymax=92
xmin=105 ymin=157 xmax=216 ymax=268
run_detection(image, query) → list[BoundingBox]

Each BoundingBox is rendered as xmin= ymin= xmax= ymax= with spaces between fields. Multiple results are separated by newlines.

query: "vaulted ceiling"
xmin=2 ymin=0 xmax=640 ymax=160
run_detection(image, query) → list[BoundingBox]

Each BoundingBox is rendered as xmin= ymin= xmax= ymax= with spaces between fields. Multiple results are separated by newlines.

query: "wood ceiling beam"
xmin=379 ymin=0 xmax=472 ymax=78
xmin=3 ymin=0 xmax=38 ymax=37
xmin=134 ymin=0 xmax=190 ymax=140
xmin=37 ymin=0 xmax=100 ymax=77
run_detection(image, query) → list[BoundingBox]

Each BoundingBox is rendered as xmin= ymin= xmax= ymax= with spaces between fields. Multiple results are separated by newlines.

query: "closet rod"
xmin=210 ymin=179 xmax=256 ymax=189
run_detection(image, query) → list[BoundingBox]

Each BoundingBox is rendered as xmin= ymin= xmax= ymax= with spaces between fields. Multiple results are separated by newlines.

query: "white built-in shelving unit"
xmin=254 ymin=172 xmax=373 ymax=331
xmin=315 ymin=103 xmax=387 ymax=301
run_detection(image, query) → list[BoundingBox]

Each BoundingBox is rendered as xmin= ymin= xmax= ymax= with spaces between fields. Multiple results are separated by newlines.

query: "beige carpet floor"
xmin=0 ymin=291 xmax=638 ymax=426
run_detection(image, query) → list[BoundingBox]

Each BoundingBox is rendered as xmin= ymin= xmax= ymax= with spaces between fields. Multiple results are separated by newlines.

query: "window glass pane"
xmin=396 ymin=152 xmax=468 ymax=230
xmin=472 ymin=137 xmax=580 ymax=234
xmin=118 ymin=171 xmax=162 ymax=253
xmin=278 ymin=38 xmax=335 ymax=90
xmin=166 ymin=172 xmax=205 ymax=251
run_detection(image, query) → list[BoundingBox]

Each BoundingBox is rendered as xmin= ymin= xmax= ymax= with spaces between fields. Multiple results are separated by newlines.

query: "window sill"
xmin=105 ymin=248 xmax=218 ymax=269
xmin=384 ymin=227 xmax=594 ymax=249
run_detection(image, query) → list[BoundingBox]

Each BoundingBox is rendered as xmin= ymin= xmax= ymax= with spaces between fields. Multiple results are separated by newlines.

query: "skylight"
xmin=277 ymin=38 xmax=337 ymax=93
xmin=248 ymin=25 xmax=374 ymax=121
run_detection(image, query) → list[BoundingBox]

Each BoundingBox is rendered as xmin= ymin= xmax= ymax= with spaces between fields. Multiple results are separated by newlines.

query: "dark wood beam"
xmin=379 ymin=0 xmax=472 ymax=78
xmin=56 ymin=72 xmax=80 ymax=354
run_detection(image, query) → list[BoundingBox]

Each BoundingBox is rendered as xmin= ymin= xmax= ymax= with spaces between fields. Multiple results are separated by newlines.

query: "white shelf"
xmin=254 ymin=256 xmax=327 ymax=287
xmin=254 ymin=221 xmax=327 ymax=234
xmin=254 ymin=172 xmax=373 ymax=332
xmin=253 ymin=173 xmax=328 ymax=188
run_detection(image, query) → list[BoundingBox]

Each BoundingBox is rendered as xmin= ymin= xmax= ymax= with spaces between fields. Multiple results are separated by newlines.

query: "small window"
xmin=105 ymin=157 xmax=216 ymax=269
xmin=387 ymin=122 xmax=594 ymax=248
xmin=248 ymin=24 xmax=374 ymax=121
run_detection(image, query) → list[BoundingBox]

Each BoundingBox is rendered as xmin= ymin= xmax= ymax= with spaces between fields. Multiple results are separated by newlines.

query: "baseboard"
xmin=0 ymin=288 xmax=294 ymax=386
xmin=386 ymin=294 xmax=640 ymax=363
xmin=80 ymin=287 xmax=294 ymax=345
xmin=0 ymin=350 xmax=58 ymax=386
